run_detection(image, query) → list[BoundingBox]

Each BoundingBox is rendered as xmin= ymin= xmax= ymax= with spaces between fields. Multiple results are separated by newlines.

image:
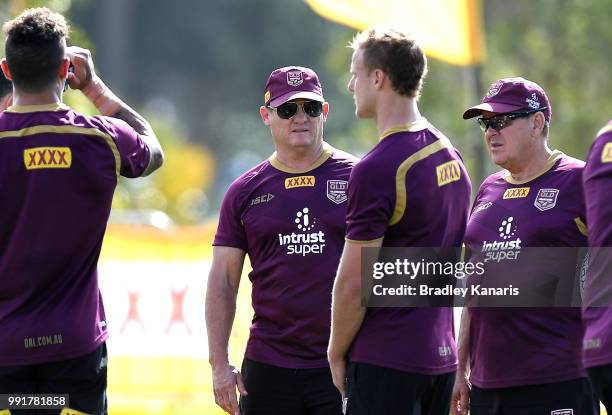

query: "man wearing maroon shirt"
xmin=452 ymin=77 xmax=597 ymax=414
xmin=583 ymin=120 xmax=612 ymax=411
xmin=328 ymin=27 xmax=471 ymax=415
xmin=206 ymin=66 xmax=356 ymax=415
xmin=0 ymin=7 xmax=163 ymax=414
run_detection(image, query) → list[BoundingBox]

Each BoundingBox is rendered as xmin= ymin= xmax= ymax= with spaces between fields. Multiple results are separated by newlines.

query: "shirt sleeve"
xmin=213 ymin=179 xmax=248 ymax=251
xmin=584 ymin=128 xmax=612 ymax=246
xmin=345 ymin=160 xmax=395 ymax=242
xmin=103 ymin=116 xmax=151 ymax=178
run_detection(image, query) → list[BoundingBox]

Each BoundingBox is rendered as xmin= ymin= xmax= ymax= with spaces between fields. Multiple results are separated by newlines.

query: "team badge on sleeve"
xmin=534 ymin=188 xmax=559 ymax=211
xmin=326 ymin=180 xmax=348 ymax=204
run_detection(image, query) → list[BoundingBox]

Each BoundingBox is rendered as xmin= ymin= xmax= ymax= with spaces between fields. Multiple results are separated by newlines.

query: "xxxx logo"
xmin=285 ymin=175 xmax=315 ymax=189
xmin=503 ymin=187 xmax=530 ymax=199
xmin=436 ymin=160 xmax=461 ymax=187
xmin=24 ymin=147 xmax=72 ymax=170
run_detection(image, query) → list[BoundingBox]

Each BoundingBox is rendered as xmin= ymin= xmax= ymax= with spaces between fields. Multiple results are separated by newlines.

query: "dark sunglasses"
xmin=268 ymin=100 xmax=323 ymax=119
xmin=477 ymin=108 xmax=547 ymax=132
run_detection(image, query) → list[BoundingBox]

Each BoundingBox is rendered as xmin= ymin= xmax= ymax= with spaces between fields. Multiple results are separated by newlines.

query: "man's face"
xmin=348 ymin=48 xmax=376 ymax=119
xmin=481 ymin=110 xmax=540 ymax=170
xmin=260 ymin=98 xmax=329 ymax=151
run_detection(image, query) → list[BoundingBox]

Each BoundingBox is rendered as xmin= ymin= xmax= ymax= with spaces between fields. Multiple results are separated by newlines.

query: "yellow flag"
xmin=305 ymin=0 xmax=486 ymax=66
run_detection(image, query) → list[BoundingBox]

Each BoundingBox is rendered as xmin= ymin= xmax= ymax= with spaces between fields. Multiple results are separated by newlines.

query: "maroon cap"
xmin=463 ymin=77 xmax=552 ymax=121
xmin=263 ymin=66 xmax=324 ymax=108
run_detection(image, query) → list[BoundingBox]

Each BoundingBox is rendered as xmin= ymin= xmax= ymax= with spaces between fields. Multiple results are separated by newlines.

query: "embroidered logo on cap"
xmin=486 ymin=80 xmax=504 ymax=98
xmin=264 ymin=90 xmax=271 ymax=103
xmin=526 ymin=92 xmax=541 ymax=109
xmin=287 ymin=70 xmax=304 ymax=87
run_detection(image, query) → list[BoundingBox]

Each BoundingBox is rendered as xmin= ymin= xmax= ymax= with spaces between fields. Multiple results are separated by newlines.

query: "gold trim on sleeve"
xmin=389 ymin=136 xmax=454 ymax=226
xmin=345 ymin=237 xmax=385 ymax=244
xmin=574 ymin=217 xmax=588 ymax=237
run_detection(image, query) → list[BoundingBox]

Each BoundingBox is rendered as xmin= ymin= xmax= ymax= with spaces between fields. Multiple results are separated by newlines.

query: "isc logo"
xmin=436 ymin=160 xmax=461 ymax=187
xmin=503 ymin=187 xmax=530 ymax=199
xmin=250 ymin=193 xmax=274 ymax=206
xmin=24 ymin=147 xmax=71 ymax=170
xmin=285 ymin=175 xmax=315 ymax=189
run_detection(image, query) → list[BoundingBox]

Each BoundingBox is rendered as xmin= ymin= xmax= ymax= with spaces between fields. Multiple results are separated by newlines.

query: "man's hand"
xmin=65 ymin=46 xmax=95 ymax=91
xmin=212 ymin=364 xmax=247 ymax=415
xmin=328 ymin=354 xmax=347 ymax=398
xmin=450 ymin=372 xmax=470 ymax=415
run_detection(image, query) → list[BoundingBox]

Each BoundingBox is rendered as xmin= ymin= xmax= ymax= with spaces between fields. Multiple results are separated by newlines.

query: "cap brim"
xmin=269 ymin=91 xmax=324 ymax=108
xmin=462 ymin=102 xmax=525 ymax=119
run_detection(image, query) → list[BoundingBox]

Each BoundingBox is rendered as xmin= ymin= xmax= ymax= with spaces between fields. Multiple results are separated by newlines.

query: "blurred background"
xmin=1 ymin=0 xmax=611 ymax=413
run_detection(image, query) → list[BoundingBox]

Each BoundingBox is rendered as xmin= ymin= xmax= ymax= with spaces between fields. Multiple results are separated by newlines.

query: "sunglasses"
xmin=477 ymin=108 xmax=547 ymax=132
xmin=268 ymin=100 xmax=323 ymax=119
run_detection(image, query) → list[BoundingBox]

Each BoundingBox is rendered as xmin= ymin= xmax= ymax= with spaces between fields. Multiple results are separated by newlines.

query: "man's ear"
xmin=373 ymin=69 xmax=386 ymax=90
xmin=322 ymin=102 xmax=330 ymax=122
xmin=260 ymin=105 xmax=272 ymax=126
xmin=58 ymin=57 xmax=70 ymax=79
xmin=1 ymin=59 xmax=12 ymax=81
xmin=532 ymin=111 xmax=546 ymax=136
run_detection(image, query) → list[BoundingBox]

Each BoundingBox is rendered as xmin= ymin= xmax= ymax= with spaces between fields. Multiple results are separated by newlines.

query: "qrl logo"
xmin=24 ymin=147 xmax=72 ymax=170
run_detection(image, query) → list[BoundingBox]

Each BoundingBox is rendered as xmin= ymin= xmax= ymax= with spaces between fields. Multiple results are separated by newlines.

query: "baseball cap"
xmin=263 ymin=66 xmax=324 ymax=108
xmin=463 ymin=77 xmax=552 ymax=121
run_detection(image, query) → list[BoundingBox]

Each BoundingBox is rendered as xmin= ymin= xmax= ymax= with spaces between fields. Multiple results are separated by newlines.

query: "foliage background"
xmin=4 ymin=0 xmax=610 ymax=225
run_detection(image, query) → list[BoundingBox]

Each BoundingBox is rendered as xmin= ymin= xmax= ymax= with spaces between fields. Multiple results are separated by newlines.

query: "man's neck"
xmin=275 ymin=141 xmax=325 ymax=171
xmin=507 ymin=144 xmax=553 ymax=182
xmin=374 ymin=93 xmax=421 ymax=137
xmin=11 ymin=88 xmax=63 ymax=107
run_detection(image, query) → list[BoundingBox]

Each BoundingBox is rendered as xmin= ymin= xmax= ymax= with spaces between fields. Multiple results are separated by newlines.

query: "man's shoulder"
xmin=327 ymin=144 xmax=359 ymax=166
xmin=554 ymin=152 xmax=585 ymax=175
xmin=479 ymin=170 xmax=506 ymax=191
xmin=228 ymin=158 xmax=273 ymax=191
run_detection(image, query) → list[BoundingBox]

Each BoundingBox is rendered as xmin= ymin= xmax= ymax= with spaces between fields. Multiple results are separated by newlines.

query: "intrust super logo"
xmin=436 ymin=160 xmax=461 ymax=187
xmin=285 ymin=175 xmax=315 ymax=189
xmin=503 ymin=187 xmax=530 ymax=199
xmin=481 ymin=216 xmax=522 ymax=262
xmin=24 ymin=147 xmax=71 ymax=170
xmin=278 ymin=207 xmax=326 ymax=256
